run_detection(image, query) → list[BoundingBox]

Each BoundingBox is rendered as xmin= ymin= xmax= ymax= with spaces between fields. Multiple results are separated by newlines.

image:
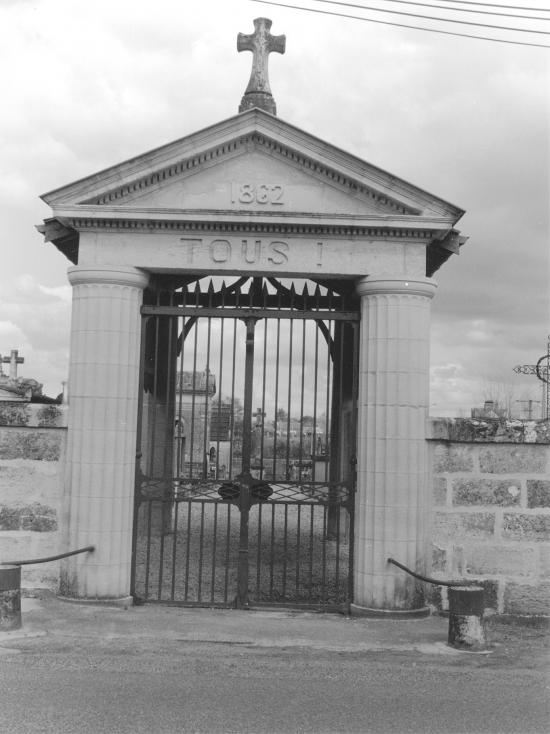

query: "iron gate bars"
xmin=132 ymin=276 xmax=359 ymax=611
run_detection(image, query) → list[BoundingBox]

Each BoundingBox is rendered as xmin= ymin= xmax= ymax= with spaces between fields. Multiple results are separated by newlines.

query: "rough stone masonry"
xmin=428 ymin=417 xmax=550 ymax=616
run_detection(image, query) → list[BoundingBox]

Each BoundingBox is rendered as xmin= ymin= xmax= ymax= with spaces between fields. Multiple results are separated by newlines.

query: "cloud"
xmin=13 ymin=275 xmax=72 ymax=303
xmin=0 ymin=0 xmax=547 ymax=414
xmin=37 ymin=284 xmax=72 ymax=302
xmin=0 ymin=321 xmax=25 ymax=340
xmin=0 ymin=274 xmax=71 ymax=395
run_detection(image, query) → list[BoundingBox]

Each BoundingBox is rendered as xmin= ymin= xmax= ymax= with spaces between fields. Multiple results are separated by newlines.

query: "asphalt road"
xmin=1 ymin=630 xmax=548 ymax=734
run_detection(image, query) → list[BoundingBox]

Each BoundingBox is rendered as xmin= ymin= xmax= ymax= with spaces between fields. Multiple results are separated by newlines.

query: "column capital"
xmin=68 ymin=265 xmax=150 ymax=290
xmin=356 ymin=275 xmax=437 ymax=300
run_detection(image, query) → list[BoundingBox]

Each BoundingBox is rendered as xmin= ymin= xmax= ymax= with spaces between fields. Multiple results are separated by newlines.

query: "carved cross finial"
xmin=1 ymin=349 xmax=24 ymax=379
xmin=238 ymin=18 xmax=285 ymax=115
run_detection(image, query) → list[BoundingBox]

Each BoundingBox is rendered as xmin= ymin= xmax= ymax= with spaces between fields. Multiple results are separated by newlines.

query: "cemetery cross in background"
xmin=513 ymin=335 xmax=550 ymax=420
xmin=0 ymin=350 xmax=24 ymax=380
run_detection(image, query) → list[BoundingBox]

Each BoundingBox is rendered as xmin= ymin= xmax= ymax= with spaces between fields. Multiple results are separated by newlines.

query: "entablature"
xmin=38 ymin=109 xmax=467 ymax=277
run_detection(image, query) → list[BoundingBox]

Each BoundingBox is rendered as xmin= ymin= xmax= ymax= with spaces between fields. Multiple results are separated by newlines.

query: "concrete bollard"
xmin=0 ymin=565 xmax=22 ymax=631
xmin=448 ymin=585 xmax=486 ymax=651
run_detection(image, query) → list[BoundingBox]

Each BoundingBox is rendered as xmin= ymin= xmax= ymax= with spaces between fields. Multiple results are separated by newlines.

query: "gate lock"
xmin=217 ymin=478 xmax=273 ymax=506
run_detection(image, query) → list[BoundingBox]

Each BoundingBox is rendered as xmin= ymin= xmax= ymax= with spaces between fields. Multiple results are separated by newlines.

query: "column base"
xmin=350 ymin=603 xmax=430 ymax=619
xmin=57 ymin=595 xmax=133 ymax=609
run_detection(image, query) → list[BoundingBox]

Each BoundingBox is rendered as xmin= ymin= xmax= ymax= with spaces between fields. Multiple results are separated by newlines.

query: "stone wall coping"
xmin=427 ymin=417 xmax=550 ymax=444
xmin=1 ymin=408 xmax=547 ymax=440
xmin=0 ymin=402 xmax=68 ymax=429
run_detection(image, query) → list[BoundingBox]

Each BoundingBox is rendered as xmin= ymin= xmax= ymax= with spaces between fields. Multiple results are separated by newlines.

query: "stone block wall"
xmin=0 ymin=402 xmax=67 ymax=591
xmin=428 ymin=418 xmax=550 ymax=617
xmin=2 ymin=403 xmax=549 ymax=616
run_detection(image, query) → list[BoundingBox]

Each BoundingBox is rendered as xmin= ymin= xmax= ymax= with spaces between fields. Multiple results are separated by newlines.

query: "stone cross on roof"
xmin=238 ymin=17 xmax=285 ymax=116
xmin=1 ymin=349 xmax=24 ymax=380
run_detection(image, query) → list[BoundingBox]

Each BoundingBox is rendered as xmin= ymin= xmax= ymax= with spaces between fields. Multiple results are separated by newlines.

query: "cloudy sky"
xmin=0 ymin=0 xmax=548 ymax=415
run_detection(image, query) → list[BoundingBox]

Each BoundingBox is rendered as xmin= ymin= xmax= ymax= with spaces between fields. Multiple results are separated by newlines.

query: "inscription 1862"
xmin=231 ymin=183 xmax=284 ymax=205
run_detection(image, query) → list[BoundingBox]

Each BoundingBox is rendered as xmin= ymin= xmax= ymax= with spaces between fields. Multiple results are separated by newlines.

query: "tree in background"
xmin=476 ymin=381 xmax=541 ymax=419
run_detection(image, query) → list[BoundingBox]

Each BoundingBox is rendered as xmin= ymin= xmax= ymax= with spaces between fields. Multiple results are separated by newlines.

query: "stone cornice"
xmin=56 ymin=211 xmax=448 ymax=241
xmin=41 ymin=109 xmax=465 ymax=223
xmin=54 ymin=205 xmax=455 ymax=231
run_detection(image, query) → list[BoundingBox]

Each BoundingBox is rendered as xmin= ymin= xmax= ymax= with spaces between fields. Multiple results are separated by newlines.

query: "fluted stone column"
xmin=60 ymin=265 xmax=149 ymax=601
xmin=352 ymin=276 xmax=437 ymax=615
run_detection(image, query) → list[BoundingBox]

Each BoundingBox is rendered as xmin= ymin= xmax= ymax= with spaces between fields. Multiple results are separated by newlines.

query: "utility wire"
xmin=307 ymin=0 xmax=549 ymax=34
xmin=429 ymin=0 xmax=550 ymax=12
xmin=251 ymin=0 xmax=550 ymax=47
xmin=315 ymin=0 xmax=550 ymax=21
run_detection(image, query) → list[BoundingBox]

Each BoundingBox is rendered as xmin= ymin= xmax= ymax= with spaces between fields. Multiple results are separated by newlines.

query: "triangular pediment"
xmin=82 ymin=147 xmax=412 ymax=217
xmin=41 ymin=109 xmax=464 ymax=225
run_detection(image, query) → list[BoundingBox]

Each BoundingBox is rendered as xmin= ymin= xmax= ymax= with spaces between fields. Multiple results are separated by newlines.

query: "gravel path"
xmin=134 ymin=496 xmax=351 ymax=609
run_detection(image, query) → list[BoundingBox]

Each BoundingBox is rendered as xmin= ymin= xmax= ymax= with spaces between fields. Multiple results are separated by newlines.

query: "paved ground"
xmin=0 ymin=595 xmax=548 ymax=733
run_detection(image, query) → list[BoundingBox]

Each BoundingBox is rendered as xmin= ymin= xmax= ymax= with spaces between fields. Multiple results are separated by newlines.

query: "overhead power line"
xmin=431 ymin=0 xmax=550 ymax=11
xmin=306 ymin=0 xmax=549 ymax=34
xmin=321 ymin=0 xmax=550 ymax=21
xmin=250 ymin=0 xmax=550 ymax=47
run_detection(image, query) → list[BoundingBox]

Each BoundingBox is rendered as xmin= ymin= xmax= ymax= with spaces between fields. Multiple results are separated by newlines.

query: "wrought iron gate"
xmin=131 ymin=276 xmax=359 ymax=611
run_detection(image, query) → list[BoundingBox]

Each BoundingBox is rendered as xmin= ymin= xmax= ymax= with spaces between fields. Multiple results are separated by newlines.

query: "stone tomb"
xmin=39 ymin=107 xmax=466 ymax=611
